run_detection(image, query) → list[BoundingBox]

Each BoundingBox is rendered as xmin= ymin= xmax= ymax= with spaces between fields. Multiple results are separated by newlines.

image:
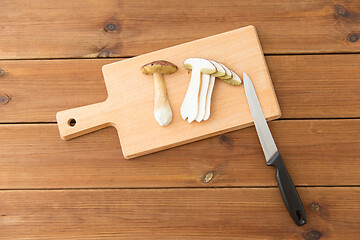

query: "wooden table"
xmin=0 ymin=1 xmax=359 ymax=239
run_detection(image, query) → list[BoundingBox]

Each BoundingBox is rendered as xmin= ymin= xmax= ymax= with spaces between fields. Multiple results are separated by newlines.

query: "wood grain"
xmin=1 ymin=0 xmax=360 ymax=59
xmin=0 ymin=59 xmax=113 ymax=122
xmin=0 ymin=187 xmax=359 ymax=239
xmin=56 ymin=26 xmax=281 ymax=159
xmin=0 ymin=119 xmax=358 ymax=189
xmin=269 ymin=54 xmax=360 ymax=118
xmin=1 ymin=1 xmax=359 ymax=238
xmin=0 ymin=54 xmax=359 ymax=123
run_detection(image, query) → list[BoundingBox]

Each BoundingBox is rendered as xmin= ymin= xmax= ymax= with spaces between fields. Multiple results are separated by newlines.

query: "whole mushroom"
xmin=141 ymin=60 xmax=178 ymax=126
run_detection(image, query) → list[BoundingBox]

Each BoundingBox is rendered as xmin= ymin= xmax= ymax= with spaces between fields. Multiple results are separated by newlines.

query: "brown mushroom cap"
xmin=141 ymin=60 xmax=178 ymax=75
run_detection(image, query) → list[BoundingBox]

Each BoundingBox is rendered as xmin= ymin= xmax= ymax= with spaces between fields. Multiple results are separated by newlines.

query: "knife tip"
xmin=243 ymin=72 xmax=249 ymax=80
xmin=243 ymin=72 xmax=250 ymax=85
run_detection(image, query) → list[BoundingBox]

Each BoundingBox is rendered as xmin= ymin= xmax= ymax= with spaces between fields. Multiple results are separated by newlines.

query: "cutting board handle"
xmin=56 ymin=101 xmax=111 ymax=140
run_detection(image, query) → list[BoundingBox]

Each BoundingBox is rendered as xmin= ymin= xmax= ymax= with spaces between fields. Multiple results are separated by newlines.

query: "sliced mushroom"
xmin=181 ymin=59 xmax=242 ymax=123
xmin=203 ymin=75 xmax=216 ymax=121
xmin=223 ymin=70 xmax=242 ymax=86
xmin=198 ymin=60 xmax=226 ymax=122
xmin=209 ymin=60 xmax=226 ymax=78
xmin=204 ymin=62 xmax=242 ymax=121
xmin=141 ymin=60 xmax=178 ymax=126
xmin=195 ymin=73 xmax=211 ymax=122
xmin=218 ymin=63 xmax=232 ymax=80
xmin=181 ymin=58 xmax=216 ymax=123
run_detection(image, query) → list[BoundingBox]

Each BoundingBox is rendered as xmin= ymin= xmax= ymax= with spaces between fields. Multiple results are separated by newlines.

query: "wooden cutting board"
xmin=56 ymin=25 xmax=281 ymax=159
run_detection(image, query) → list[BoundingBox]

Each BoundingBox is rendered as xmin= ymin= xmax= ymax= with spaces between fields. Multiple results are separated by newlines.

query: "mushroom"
xmin=141 ymin=60 xmax=178 ymax=126
xmin=204 ymin=62 xmax=242 ymax=121
xmin=218 ymin=63 xmax=232 ymax=80
xmin=181 ymin=58 xmax=242 ymax=123
xmin=209 ymin=60 xmax=226 ymax=78
xmin=196 ymin=60 xmax=226 ymax=122
xmin=195 ymin=73 xmax=211 ymax=122
xmin=181 ymin=58 xmax=216 ymax=123
xmin=203 ymin=74 xmax=216 ymax=121
xmin=223 ymin=70 xmax=242 ymax=86
xmin=211 ymin=61 xmax=241 ymax=86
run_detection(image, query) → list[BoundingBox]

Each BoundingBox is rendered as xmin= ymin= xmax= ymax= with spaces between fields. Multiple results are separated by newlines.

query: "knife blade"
xmin=243 ymin=72 xmax=306 ymax=226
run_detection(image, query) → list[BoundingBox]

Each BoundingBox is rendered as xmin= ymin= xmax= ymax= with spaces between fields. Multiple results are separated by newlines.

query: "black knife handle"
xmin=267 ymin=151 xmax=306 ymax=226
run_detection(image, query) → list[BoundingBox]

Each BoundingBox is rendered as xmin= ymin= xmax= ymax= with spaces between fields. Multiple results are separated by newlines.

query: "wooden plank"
xmin=56 ymin=26 xmax=281 ymax=159
xmin=269 ymin=54 xmax=360 ymax=118
xmin=0 ymin=59 xmax=113 ymax=122
xmin=1 ymin=54 xmax=359 ymax=123
xmin=1 ymin=0 xmax=360 ymax=59
xmin=0 ymin=120 xmax=358 ymax=189
xmin=0 ymin=187 xmax=359 ymax=239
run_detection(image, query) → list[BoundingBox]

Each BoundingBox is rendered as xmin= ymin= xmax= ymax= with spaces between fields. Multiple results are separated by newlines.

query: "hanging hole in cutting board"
xmin=68 ymin=118 xmax=76 ymax=127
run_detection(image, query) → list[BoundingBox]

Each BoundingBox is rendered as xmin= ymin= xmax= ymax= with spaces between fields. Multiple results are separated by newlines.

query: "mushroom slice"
xmin=212 ymin=61 xmax=242 ymax=86
xmin=209 ymin=60 xmax=226 ymax=78
xmin=223 ymin=70 xmax=242 ymax=86
xmin=195 ymin=73 xmax=211 ymax=122
xmin=204 ymin=65 xmax=242 ymax=121
xmin=203 ymin=75 xmax=216 ymax=121
xmin=195 ymin=59 xmax=227 ymax=122
xmin=199 ymin=60 xmax=227 ymax=122
xmin=217 ymin=63 xmax=232 ymax=80
xmin=181 ymin=58 xmax=216 ymax=123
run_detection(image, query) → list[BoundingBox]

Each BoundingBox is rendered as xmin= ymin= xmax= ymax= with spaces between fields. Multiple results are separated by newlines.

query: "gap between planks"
xmin=0 ymin=118 xmax=359 ymax=125
xmin=0 ymin=51 xmax=360 ymax=61
xmin=1 ymin=185 xmax=360 ymax=192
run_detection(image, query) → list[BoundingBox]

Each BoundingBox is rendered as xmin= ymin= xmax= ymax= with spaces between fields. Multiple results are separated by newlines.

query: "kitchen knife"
xmin=243 ymin=72 xmax=306 ymax=226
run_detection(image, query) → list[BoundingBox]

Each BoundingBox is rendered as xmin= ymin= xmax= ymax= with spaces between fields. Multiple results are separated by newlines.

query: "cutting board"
xmin=56 ymin=25 xmax=281 ymax=159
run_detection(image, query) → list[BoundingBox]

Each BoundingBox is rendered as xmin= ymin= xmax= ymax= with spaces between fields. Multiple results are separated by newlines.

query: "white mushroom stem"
xmin=180 ymin=68 xmax=201 ymax=123
xmin=195 ymin=73 xmax=210 ymax=122
xmin=204 ymin=75 xmax=216 ymax=121
xmin=153 ymin=72 xmax=172 ymax=126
